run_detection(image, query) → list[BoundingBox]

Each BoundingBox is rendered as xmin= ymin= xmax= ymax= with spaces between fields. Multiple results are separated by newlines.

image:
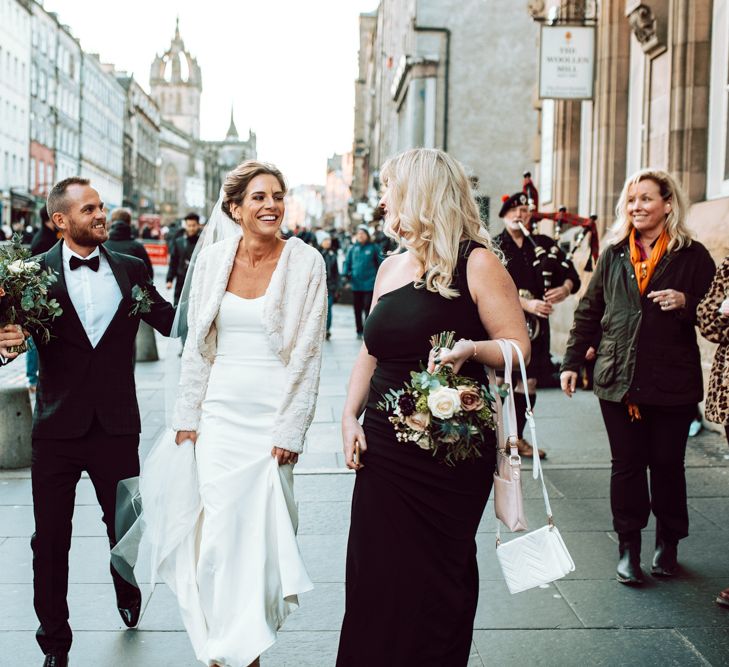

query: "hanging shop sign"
xmin=539 ymin=25 xmax=595 ymax=100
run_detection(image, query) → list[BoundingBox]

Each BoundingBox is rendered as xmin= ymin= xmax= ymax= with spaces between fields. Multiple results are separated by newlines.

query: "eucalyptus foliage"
xmin=0 ymin=234 xmax=63 ymax=345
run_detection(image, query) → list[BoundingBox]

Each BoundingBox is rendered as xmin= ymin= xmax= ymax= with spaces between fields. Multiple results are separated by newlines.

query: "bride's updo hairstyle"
xmin=221 ymin=160 xmax=287 ymax=221
xmin=380 ymin=148 xmax=496 ymax=299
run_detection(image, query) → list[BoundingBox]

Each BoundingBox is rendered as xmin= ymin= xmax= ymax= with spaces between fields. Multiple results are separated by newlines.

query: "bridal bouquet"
xmin=0 ymin=233 xmax=63 ymax=353
xmin=377 ymin=331 xmax=501 ymax=465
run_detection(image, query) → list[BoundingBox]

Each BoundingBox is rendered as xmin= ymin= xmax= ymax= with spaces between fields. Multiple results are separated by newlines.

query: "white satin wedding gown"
xmin=146 ymin=291 xmax=313 ymax=667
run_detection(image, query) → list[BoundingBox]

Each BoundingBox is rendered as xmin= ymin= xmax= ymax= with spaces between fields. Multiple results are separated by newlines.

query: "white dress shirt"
xmin=62 ymin=244 xmax=123 ymax=347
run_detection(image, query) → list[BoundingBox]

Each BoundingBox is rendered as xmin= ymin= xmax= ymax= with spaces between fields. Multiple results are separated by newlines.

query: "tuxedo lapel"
xmin=94 ymin=247 xmax=134 ymax=348
xmin=101 ymin=245 xmax=132 ymax=299
xmin=44 ymin=242 xmax=93 ymax=350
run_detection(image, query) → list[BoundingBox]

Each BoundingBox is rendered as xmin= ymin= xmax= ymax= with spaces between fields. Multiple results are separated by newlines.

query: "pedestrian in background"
xmin=561 ymin=168 xmax=715 ymax=586
xmin=165 ymin=219 xmax=183 ymax=251
xmin=320 ymin=232 xmax=339 ymax=340
xmin=495 ymin=191 xmax=580 ymax=459
xmin=296 ymin=225 xmax=317 ymax=246
xmin=31 ymin=206 xmax=60 ymax=256
xmin=696 ymin=255 xmax=729 ymax=609
xmin=342 ymin=224 xmax=382 ymax=338
xmin=27 ymin=207 xmax=61 ymax=392
xmin=166 ymin=212 xmax=201 ymax=305
xmin=105 ymin=208 xmax=154 ymax=279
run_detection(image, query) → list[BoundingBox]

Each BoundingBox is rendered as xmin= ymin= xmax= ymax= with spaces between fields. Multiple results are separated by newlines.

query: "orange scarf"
xmin=625 ymin=227 xmax=669 ymax=420
xmin=628 ymin=227 xmax=669 ymax=295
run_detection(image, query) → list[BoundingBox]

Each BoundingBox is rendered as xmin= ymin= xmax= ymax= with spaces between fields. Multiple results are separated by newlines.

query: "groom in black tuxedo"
xmin=0 ymin=177 xmax=175 ymax=667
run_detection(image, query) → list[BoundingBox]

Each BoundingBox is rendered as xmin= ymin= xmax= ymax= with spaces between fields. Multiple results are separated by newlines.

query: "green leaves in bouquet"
xmin=0 ymin=233 xmax=63 ymax=344
xmin=430 ymin=418 xmax=483 ymax=466
xmin=376 ymin=387 xmax=405 ymax=413
xmin=411 ymin=368 xmax=443 ymax=392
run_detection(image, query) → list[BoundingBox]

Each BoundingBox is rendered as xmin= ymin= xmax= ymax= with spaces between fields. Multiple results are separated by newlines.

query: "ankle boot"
xmin=616 ymin=537 xmax=644 ymax=585
xmin=651 ymin=539 xmax=678 ymax=577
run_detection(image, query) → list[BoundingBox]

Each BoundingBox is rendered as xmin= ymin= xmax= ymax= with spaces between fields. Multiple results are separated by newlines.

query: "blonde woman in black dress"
xmin=337 ymin=148 xmax=530 ymax=666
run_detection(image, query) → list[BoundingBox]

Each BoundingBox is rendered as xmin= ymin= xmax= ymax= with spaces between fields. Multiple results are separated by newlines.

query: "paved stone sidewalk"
xmin=1 ymin=287 xmax=728 ymax=666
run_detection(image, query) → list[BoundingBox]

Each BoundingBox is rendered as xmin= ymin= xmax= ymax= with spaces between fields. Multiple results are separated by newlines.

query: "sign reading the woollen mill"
xmin=539 ymin=25 xmax=595 ymax=99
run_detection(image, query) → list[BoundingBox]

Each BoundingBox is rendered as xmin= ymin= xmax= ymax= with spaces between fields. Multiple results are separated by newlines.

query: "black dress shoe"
xmin=616 ymin=540 xmax=644 ymax=585
xmin=651 ymin=541 xmax=678 ymax=577
xmin=118 ymin=596 xmax=142 ymax=628
xmin=43 ymin=653 xmax=68 ymax=667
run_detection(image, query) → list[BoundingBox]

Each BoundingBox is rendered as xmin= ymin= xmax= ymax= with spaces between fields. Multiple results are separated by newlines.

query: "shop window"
xmin=540 ymin=99 xmax=555 ymax=204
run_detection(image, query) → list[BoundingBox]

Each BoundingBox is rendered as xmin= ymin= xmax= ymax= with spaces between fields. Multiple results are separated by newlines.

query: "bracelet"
xmin=460 ymin=338 xmax=478 ymax=360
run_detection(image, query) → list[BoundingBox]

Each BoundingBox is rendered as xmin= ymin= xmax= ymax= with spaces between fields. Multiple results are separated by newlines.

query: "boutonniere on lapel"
xmin=0 ymin=233 xmax=63 ymax=353
xmin=129 ymin=285 xmax=153 ymax=317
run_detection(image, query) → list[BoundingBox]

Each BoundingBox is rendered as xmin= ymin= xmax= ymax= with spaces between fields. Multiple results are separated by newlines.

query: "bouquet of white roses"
xmin=377 ymin=331 xmax=502 ymax=465
xmin=0 ymin=234 xmax=63 ymax=353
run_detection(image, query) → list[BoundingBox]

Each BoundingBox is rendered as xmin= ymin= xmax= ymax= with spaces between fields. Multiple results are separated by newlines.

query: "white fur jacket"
xmin=171 ymin=235 xmax=327 ymax=453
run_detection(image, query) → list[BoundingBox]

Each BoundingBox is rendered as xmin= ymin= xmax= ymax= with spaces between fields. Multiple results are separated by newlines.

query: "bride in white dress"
xmin=143 ymin=161 xmax=327 ymax=667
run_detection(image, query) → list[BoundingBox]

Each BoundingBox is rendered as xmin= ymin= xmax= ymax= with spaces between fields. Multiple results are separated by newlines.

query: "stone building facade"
xmin=324 ymin=152 xmax=353 ymax=230
xmin=530 ymin=0 xmax=728 ymax=264
xmin=29 ymin=0 xmax=57 ymax=198
xmin=27 ymin=2 xmax=83 ymax=209
xmin=54 ymin=20 xmax=82 ymax=184
xmin=352 ymin=11 xmax=379 ymax=208
xmin=114 ymin=72 xmax=161 ymax=214
xmin=351 ymin=0 xmax=539 ymax=225
xmin=0 ymin=0 xmax=32 ymax=228
xmin=285 ymin=185 xmax=324 ymax=232
xmin=79 ymin=53 xmax=124 ymax=208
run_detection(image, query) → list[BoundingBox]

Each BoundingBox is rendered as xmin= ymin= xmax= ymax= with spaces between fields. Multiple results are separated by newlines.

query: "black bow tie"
xmin=69 ymin=255 xmax=100 ymax=272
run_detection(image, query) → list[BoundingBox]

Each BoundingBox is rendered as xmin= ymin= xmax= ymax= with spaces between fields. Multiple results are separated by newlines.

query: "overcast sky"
xmin=43 ymin=0 xmax=378 ymax=187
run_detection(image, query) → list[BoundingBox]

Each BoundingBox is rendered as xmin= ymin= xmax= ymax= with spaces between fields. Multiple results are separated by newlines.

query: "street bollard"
xmin=135 ymin=320 xmax=159 ymax=362
xmin=0 ymin=386 xmax=33 ymax=469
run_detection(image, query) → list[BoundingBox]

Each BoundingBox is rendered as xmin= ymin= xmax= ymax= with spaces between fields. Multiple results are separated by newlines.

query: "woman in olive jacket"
xmin=560 ymin=169 xmax=715 ymax=586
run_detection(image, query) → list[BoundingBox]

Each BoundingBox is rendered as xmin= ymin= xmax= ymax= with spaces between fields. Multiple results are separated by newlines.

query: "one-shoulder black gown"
xmin=337 ymin=243 xmax=497 ymax=667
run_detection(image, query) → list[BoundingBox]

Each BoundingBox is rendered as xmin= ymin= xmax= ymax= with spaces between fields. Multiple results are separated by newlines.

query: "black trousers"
xmin=352 ymin=290 xmax=373 ymax=334
xmin=599 ymin=400 xmax=695 ymax=544
xmin=31 ymin=417 xmax=141 ymax=654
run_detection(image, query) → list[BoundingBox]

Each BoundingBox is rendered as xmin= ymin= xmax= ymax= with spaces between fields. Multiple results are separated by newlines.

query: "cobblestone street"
xmin=1 ymin=276 xmax=728 ymax=666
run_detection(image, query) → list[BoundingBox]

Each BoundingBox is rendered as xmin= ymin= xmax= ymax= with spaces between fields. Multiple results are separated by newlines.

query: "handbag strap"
xmin=488 ymin=349 xmax=518 ymax=457
xmin=492 ymin=339 xmax=554 ymax=527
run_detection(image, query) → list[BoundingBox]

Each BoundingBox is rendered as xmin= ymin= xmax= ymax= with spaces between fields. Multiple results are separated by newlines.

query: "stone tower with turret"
xmin=150 ymin=19 xmax=202 ymax=139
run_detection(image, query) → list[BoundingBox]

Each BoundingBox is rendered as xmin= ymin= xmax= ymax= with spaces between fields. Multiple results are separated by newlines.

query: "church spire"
xmin=226 ymin=106 xmax=239 ymax=140
xmin=174 ymin=16 xmax=180 ymax=41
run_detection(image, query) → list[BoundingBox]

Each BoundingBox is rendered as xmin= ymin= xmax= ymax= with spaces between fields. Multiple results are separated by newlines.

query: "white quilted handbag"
xmin=493 ymin=340 xmax=576 ymax=594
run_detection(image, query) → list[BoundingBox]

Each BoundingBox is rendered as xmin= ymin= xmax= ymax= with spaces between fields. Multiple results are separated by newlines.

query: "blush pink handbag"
xmin=490 ymin=339 xmax=527 ymax=532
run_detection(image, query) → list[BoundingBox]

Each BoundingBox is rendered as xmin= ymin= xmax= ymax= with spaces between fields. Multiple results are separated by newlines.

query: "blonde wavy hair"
xmin=380 ymin=148 xmax=496 ymax=299
xmin=608 ymin=168 xmax=693 ymax=252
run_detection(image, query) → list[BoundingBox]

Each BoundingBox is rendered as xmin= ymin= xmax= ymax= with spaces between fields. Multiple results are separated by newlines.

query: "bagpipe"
xmin=512 ymin=173 xmax=601 ymax=341
xmin=521 ymin=171 xmax=600 ymax=271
